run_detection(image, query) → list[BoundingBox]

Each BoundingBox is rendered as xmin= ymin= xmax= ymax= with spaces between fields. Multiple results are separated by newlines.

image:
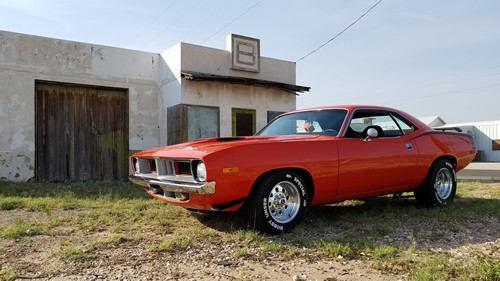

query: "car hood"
xmin=132 ymin=135 xmax=321 ymax=159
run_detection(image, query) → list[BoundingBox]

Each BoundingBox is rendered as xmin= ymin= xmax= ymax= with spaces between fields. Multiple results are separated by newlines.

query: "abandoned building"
xmin=0 ymin=30 xmax=309 ymax=182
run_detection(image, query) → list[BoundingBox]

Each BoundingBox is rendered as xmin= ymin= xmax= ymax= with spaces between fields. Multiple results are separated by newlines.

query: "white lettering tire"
xmin=414 ymin=159 xmax=456 ymax=207
xmin=247 ymin=171 xmax=308 ymax=234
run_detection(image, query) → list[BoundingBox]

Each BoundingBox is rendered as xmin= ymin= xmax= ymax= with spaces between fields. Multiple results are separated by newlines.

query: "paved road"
xmin=458 ymin=162 xmax=500 ymax=181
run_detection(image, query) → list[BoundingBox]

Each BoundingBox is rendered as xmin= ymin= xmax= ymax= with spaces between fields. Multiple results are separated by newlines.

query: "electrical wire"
xmin=125 ymin=0 xmax=179 ymax=47
xmin=384 ymin=84 xmax=500 ymax=104
xmin=140 ymin=0 xmax=204 ymax=50
xmin=344 ymin=72 xmax=500 ymax=100
xmin=200 ymin=0 xmax=263 ymax=44
xmin=295 ymin=0 xmax=382 ymax=63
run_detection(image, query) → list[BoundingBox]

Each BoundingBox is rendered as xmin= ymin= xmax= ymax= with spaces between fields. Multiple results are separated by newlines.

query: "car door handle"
xmin=406 ymin=143 xmax=413 ymax=150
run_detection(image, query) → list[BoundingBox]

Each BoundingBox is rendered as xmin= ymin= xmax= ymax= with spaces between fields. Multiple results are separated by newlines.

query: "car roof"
xmin=284 ymin=105 xmax=432 ymax=131
xmin=289 ymin=105 xmax=396 ymax=113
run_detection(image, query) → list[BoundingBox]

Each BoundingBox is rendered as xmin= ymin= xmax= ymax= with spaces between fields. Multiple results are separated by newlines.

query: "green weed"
xmin=0 ymin=266 xmax=16 ymax=281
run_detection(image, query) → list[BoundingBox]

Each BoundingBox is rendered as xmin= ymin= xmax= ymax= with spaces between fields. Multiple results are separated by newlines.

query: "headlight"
xmin=196 ymin=162 xmax=207 ymax=182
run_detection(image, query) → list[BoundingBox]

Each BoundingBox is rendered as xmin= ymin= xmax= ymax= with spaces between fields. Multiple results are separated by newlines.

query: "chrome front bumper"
xmin=129 ymin=175 xmax=216 ymax=195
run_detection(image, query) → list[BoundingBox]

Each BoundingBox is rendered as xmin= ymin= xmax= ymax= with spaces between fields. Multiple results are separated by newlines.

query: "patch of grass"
xmin=0 ymin=181 xmax=148 ymax=212
xmin=369 ymin=244 xmax=398 ymax=260
xmin=0 ymin=198 xmax=22 ymax=210
xmin=0 ymin=219 xmax=61 ymax=239
xmin=150 ymin=234 xmax=191 ymax=252
xmin=60 ymin=244 xmax=94 ymax=261
xmin=311 ymin=240 xmax=354 ymax=258
xmin=0 ymin=266 xmax=16 ymax=281
xmin=59 ymin=241 xmax=94 ymax=261
xmin=225 ymin=229 xmax=264 ymax=244
xmin=471 ymin=256 xmax=500 ymax=281
xmin=259 ymin=241 xmax=282 ymax=251
xmin=58 ymin=234 xmax=130 ymax=261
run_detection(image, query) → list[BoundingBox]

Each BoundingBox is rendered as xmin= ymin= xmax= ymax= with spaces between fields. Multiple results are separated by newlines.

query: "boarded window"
xmin=187 ymin=106 xmax=219 ymax=141
xmin=35 ymin=81 xmax=128 ymax=182
xmin=168 ymin=104 xmax=219 ymax=145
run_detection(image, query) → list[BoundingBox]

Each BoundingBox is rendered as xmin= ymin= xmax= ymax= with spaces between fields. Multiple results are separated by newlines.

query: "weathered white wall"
xmin=177 ymin=42 xmax=297 ymax=137
xmin=159 ymin=43 xmax=182 ymax=145
xmin=180 ymin=42 xmax=296 ymax=84
xmin=0 ymin=30 xmax=301 ymax=181
xmin=0 ymin=30 xmax=161 ymax=181
xmin=182 ymin=81 xmax=295 ymax=136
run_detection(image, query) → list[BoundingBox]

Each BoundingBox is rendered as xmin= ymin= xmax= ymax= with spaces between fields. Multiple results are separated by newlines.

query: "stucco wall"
xmin=177 ymin=42 xmax=297 ymax=137
xmin=180 ymin=42 xmax=296 ymax=84
xmin=0 ymin=30 xmax=300 ymax=181
xmin=0 ymin=30 xmax=160 ymax=181
xmin=181 ymin=81 xmax=295 ymax=136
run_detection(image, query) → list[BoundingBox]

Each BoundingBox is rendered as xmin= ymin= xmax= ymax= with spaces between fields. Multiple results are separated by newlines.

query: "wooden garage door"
xmin=35 ymin=82 xmax=128 ymax=181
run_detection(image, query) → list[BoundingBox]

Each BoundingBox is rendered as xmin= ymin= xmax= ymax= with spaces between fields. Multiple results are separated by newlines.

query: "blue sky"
xmin=1 ymin=0 xmax=499 ymax=123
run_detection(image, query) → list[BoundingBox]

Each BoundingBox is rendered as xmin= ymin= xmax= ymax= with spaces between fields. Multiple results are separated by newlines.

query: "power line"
xmin=125 ymin=0 xmax=179 ymax=47
xmin=200 ymin=0 xmax=264 ymax=44
xmin=140 ymin=0 xmax=204 ymax=49
xmin=385 ymin=84 xmax=500 ymax=104
xmin=344 ymin=72 xmax=500 ymax=100
xmin=296 ymin=0 xmax=382 ymax=63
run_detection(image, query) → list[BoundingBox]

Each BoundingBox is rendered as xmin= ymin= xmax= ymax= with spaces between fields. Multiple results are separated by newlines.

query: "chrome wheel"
xmin=434 ymin=167 xmax=453 ymax=200
xmin=267 ymin=181 xmax=301 ymax=224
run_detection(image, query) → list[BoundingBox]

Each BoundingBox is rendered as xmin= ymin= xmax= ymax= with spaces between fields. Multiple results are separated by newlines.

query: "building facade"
xmin=0 ymin=31 xmax=308 ymax=182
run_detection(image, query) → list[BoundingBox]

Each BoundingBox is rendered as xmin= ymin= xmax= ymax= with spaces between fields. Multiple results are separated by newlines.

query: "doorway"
xmin=35 ymin=81 xmax=128 ymax=181
xmin=232 ymin=108 xmax=256 ymax=136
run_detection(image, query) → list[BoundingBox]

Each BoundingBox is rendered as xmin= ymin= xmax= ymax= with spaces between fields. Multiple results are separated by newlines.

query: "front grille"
xmin=177 ymin=162 xmax=192 ymax=175
xmin=132 ymin=157 xmax=196 ymax=183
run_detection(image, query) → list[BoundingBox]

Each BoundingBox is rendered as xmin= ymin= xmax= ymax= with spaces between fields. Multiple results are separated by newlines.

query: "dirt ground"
xmin=1 ymin=205 xmax=499 ymax=281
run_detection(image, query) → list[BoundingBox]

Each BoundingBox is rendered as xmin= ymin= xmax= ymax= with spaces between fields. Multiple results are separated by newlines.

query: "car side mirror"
xmin=364 ymin=128 xmax=378 ymax=142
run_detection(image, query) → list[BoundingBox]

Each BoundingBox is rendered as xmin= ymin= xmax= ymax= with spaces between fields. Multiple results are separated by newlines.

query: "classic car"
xmin=129 ymin=105 xmax=476 ymax=234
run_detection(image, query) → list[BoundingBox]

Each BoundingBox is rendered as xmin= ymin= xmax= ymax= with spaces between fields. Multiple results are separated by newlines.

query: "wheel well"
xmin=243 ymin=168 xmax=314 ymax=208
xmin=432 ymin=155 xmax=457 ymax=170
xmin=415 ymin=155 xmax=457 ymax=191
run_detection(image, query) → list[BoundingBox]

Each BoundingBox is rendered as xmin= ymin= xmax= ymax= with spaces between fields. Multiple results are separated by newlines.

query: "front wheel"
xmin=247 ymin=171 xmax=308 ymax=235
xmin=414 ymin=159 xmax=457 ymax=207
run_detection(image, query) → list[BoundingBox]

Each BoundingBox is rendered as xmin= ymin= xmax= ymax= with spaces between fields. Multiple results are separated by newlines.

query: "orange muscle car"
xmin=129 ymin=105 xmax=476 ymax=234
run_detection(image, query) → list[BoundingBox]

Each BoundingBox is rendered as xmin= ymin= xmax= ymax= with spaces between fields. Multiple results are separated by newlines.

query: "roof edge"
xmin=180 ymin=70 xmax=310 ymax=94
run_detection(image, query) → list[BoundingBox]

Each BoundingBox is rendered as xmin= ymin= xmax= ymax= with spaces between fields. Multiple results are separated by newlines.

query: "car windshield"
xmin=257 ymin=109 xmax=348 ymax=136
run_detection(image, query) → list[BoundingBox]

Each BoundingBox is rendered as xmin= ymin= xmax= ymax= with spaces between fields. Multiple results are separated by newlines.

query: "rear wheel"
xmin=247 ymin=171 xmax=308 ymax=235
xmin=415 ymin=159 xmax=456 ymax=207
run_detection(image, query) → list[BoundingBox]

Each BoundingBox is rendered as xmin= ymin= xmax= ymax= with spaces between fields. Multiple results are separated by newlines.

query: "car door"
xmin=335 ymin=110 xmax=420 ymax=200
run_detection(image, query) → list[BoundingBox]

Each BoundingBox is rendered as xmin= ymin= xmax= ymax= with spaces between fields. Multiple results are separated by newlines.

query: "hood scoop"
xmin=216 ymin=137 xmax=247 ymax=142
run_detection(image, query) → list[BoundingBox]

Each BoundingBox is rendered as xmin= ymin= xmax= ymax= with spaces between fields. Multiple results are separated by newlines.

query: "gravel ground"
xmin=1 ymin=205 xmax=499 ymax=281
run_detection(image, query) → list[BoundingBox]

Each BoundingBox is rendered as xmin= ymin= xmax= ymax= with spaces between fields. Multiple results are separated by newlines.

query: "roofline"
xmin=180 ymin=70 xmax=310 ymax=94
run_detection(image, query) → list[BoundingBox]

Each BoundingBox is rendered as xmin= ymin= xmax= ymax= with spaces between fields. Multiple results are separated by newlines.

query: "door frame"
xmin=232 ymin=108 xmax=256 ymax=136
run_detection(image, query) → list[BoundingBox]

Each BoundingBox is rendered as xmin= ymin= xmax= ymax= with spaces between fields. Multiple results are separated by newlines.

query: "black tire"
xmin=246 ymin=171 xmax=308 ymax=235
xmin=414 ymin=159 xmax=457 ymax=207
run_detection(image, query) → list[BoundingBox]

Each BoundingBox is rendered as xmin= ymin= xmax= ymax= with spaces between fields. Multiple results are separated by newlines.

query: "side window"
xmin=392 ymin=114 xmax=416 ymax=134
xmin=371 ymin=115 xmax=403 ymax=137
xmin=345 ymin=110 xmax=405 ymax=138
